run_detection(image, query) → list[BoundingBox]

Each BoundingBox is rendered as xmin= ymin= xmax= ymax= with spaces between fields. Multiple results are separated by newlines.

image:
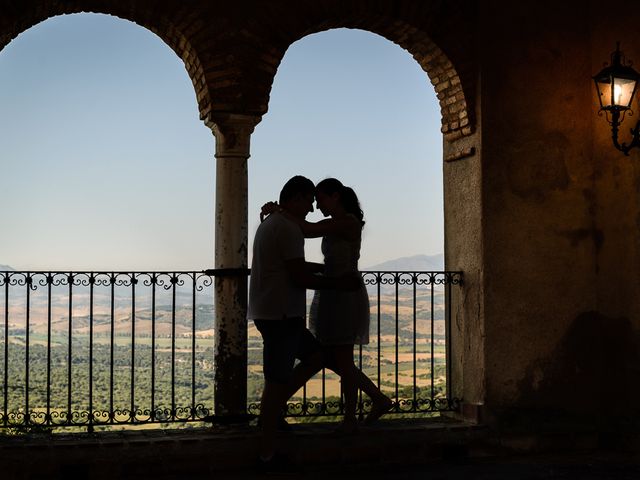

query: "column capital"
xmin=207 ymin=113 xmax=262 ymax=158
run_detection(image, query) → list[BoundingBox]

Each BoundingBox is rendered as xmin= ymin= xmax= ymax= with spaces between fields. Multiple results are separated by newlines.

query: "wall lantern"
xmin=594 ymin=42 xmax=640 ymax=155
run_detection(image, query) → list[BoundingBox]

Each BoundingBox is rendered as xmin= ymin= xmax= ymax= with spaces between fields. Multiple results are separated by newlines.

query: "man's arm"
xmin=260 ymin=202 xmax=359 ymax=239
xmin=306 ymin=261 xmax=324 ymax=275
xmin=285 ymin=258 xmax=357 ymax=290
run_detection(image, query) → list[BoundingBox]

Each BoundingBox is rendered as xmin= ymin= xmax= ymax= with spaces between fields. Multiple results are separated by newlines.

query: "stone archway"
xmin=0 ymin=0 xmax=483 ymax=420
xmin=194 ymin=4 xmax=477 ymax=139
xmin=0 ymin=1 xmax=476 ymax=138
xmin=198 ymin=5 xmax=480 ymax=415
xmin=243 ymin=6 xmax=481 ymax=419
xmin=229 ymin=7 xmax=481 ymax=419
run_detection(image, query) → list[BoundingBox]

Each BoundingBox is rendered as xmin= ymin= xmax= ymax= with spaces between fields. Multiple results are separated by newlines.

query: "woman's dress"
xmin=309 ymin=227 xmax=370 ymax=345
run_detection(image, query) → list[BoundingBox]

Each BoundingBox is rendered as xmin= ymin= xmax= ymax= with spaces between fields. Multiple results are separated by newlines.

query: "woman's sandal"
xmin=364 ymin=397 xmax=393 ymax=425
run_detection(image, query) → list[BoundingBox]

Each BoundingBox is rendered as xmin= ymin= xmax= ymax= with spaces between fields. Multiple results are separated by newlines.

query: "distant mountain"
xmin=0 ymin=264 xmax=14 ymax=271
xmin=363 ymin=254 xmax=444 ymax=272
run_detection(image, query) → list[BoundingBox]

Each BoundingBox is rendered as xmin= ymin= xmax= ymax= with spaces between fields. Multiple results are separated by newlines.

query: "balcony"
xmin=0 ymin=268 xmax=462 ymax=431
xmin=4 ymin=268 xmax=629 ymax=479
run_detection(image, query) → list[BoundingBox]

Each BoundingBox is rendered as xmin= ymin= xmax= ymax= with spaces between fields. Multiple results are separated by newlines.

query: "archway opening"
xmin=248 ymin=28 xmax=447 ymax=412
xmin=250 ymin=28 xmax=443 ymax=268
xmin=0 ymin=13 xmax=217 ymax=429
xmin=0 ymin=13 xmax=214 ymax=272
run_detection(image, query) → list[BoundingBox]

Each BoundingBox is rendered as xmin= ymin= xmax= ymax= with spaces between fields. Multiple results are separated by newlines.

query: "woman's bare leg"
xmin=328 ymin=345 xmax=393 ymax=427
xmin=328 ymin=345 xmax=359 ymax=432
xmin=351 ymin=366 xmax=393 ymax=424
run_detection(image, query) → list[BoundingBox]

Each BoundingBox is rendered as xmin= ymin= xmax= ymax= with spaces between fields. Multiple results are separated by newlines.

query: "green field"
xmin=0 ymin=329 xmax=448 ymax=430
xmin=0 ymin=284 xmax=452 ymax=430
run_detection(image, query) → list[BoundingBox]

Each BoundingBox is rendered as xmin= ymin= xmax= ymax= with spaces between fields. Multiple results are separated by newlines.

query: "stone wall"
xmin=476 ymin=0 xmax=640 ymax=429
xmin=2 ymin=0 xmax=640 ymax=432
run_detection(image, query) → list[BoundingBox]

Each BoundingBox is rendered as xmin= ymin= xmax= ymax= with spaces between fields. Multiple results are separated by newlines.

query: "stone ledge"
xmin=0 ymin=418 xmax=482 ymax=478
xmin=0 ymin=417 xmax=626 ymax=479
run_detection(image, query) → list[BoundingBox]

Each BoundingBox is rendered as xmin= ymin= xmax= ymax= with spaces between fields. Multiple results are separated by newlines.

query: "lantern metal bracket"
xmin=610 ymin=109 xmax=640 ymax=155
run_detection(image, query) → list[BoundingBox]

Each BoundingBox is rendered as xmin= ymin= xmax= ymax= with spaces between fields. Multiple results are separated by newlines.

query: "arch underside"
xmin=0 ymin=0 xmax=475 ymax=137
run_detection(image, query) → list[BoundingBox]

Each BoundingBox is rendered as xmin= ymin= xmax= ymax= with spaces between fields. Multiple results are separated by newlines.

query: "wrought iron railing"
xmin=0 ymin=269 xmax=462 ymax=431
xmin=252 ymin=271 xmax=463 ymax=418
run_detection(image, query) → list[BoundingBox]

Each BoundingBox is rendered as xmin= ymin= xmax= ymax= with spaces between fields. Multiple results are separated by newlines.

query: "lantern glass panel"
xmin=613 ymin=77 xmax=636 ymax=107
xmin=596 ymin=76 xmax=637 ymax=109
xmin=596 ymin=78 xmax=614 ymax=108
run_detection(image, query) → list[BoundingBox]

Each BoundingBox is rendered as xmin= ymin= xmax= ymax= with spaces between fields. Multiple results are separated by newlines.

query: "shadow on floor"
xmin=1 ymin=417 xmax=639 ymax=479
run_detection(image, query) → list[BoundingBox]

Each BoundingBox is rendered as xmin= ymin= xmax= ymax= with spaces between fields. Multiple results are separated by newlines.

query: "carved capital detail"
xmin=208 ymin=113 xmax=262 ymax=158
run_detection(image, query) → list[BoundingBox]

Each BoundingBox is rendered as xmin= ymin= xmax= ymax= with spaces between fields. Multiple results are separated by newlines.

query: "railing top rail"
xmin=360 ymin=270 xmax=463 ymax=274
xmin=0 ymin=269 xmax=464 ymax=284
xmin=0 ymin=269 xmax=462 ymax=275
xmin=0 ymin=269 xmax=464 ymax=287
xmin=0 ymin=269 xmax=247 ymax=276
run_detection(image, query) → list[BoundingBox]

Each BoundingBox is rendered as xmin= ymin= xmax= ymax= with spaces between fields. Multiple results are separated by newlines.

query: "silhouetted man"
xmin=248 ymin=175 xmax=354 ymax=469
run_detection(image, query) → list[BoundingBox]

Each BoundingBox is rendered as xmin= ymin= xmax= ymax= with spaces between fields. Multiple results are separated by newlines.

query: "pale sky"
xmin=0 ymin=14 xmax=443 ymax=271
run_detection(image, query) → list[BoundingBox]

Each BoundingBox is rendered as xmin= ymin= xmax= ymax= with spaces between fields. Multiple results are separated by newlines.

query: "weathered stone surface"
xmin=3 ymin=0 xmax=640 ymax=435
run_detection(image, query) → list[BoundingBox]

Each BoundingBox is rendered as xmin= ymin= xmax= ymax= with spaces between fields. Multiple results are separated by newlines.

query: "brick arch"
xmin=295 ymin=26 xmax=472 ymax=137
xmin=230 ymin=1 xmax=476 ymax=138
xmin=383 ymin=28 xmax=473 ymax=138
xmin=0 ymin=1 xmax=476 ymax=137
xmin=0 ymin=2 xmax=211 ymax=122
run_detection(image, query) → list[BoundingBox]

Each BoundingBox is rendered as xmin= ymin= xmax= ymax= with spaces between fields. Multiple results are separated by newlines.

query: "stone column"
xmin=209 ymin=113 xmax=261 ymax=418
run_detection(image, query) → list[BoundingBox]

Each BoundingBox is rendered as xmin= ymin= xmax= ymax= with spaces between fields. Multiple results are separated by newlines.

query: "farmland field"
xmin=0 ymin=281 xmax=452 ymax=429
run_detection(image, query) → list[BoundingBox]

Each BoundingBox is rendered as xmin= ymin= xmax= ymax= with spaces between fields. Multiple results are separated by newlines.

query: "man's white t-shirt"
xmin=248 ymin=212 xmax=306 ymax=320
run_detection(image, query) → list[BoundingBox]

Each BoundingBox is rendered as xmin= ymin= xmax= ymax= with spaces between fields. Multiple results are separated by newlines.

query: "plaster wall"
xmin=587 ymin=0 xmax=640 ymax=426
xmin=477 ymin=0 xmax=601 ymax=425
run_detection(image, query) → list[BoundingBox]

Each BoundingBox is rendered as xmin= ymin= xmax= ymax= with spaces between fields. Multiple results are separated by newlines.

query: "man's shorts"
xmin=254 ymin=317 xmax=321 ymax=385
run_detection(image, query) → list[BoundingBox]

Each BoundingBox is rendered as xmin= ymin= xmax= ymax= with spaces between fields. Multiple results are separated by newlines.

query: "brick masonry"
xmin=0 ymin=0 xmax=476 ymax=139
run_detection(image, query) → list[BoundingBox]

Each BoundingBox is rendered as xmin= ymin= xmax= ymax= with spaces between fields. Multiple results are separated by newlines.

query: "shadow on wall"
xmin=510 ymin=312 xmax=640 ymax=432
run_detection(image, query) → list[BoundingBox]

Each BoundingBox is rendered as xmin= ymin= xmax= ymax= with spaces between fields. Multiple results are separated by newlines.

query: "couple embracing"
xmin=248 ymin=175 xmax=392 ymax=466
